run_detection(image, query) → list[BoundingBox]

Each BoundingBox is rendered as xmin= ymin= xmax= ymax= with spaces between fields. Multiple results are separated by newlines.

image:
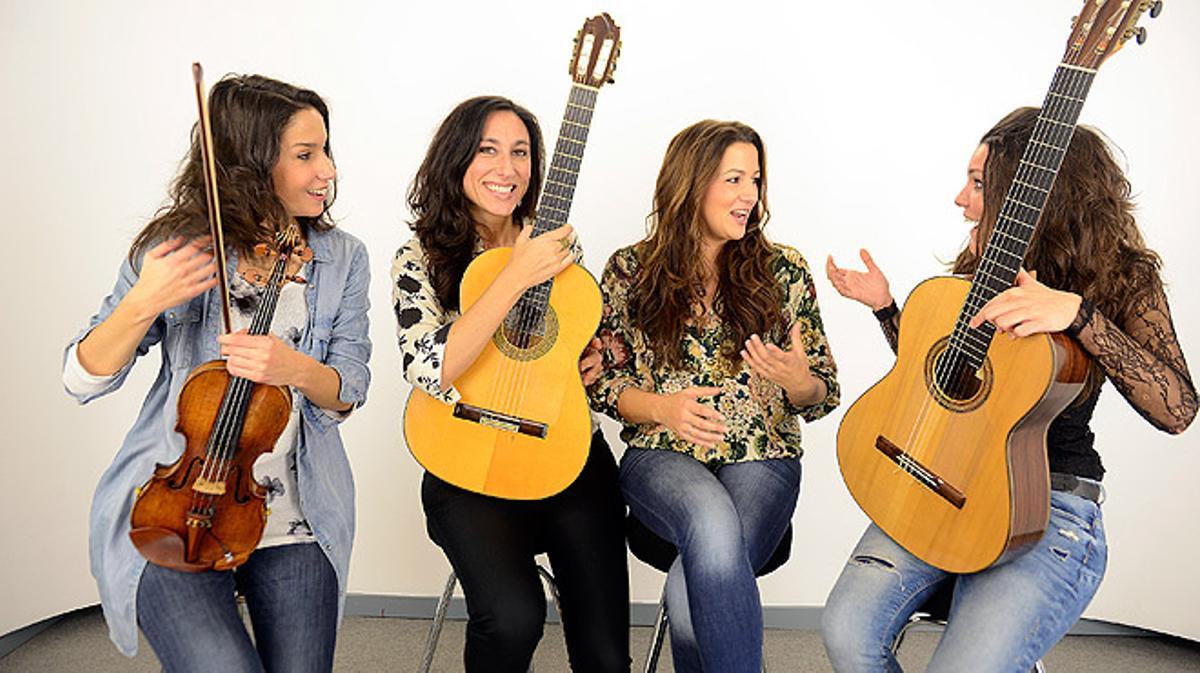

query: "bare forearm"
xmin=440 ymin=270 xmax=526 ymax=390
xmin=76 ymin=296 xmax=158 ymax=376
xmin=616 ymin=387 xmax=664 ymax=425
xmin=293 ymin=355 xmax=352 ymax=412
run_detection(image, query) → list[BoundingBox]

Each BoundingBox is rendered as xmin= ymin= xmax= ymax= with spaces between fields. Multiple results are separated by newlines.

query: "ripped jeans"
xmin=821 ymin=490 xmax=1106 ymax=673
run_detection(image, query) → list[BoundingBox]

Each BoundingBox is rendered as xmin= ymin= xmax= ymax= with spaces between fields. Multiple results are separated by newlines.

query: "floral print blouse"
xmin=391 ymin=234 xmax=584 ymax=402
xmin=589 ymin=243 xmax=840 ymax=464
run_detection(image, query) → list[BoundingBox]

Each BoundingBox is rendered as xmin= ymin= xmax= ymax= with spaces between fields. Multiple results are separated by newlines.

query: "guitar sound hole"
xmin=503 ymin=323 xmax=545 ymax=350
xmin=924 ymin=336 xmax=992 ymax=412
xmin=493 ymin=306 xmax=559 ymax=361
xmin=937 ymin=357 xmax=982 ymax=402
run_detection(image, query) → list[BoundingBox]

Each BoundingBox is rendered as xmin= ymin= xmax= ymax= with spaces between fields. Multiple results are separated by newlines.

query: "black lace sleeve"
xmin=874 ymin=301 xmax=901 ymax=354
xmin=1071 ymin=288 xmax=1197 ymax=434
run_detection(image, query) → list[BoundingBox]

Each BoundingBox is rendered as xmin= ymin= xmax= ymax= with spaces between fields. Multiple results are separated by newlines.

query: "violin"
xmin=128 ymin=64 xmax=310 ymax=572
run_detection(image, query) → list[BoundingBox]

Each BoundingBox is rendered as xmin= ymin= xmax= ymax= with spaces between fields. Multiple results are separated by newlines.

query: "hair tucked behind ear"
xmin=630 ymin=120 xmax=784 ymax=368
xmin=130 ymin=74 xmax=336 ymax=264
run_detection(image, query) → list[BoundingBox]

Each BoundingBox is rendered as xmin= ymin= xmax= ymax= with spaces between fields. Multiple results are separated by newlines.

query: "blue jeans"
xmin=137 ymin=543 xmax=338 ymax=673
xmin=620 ymin=448 xmax=801 ymax=673
xmin=821 ymin=491 xmax=1107 ymax=673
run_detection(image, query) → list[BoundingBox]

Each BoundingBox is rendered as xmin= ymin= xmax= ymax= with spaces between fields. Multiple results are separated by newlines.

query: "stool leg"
xmin=891 ymin=616 xmax=922 ymax=657
xmin=761 ymin=631 xmax=769 ymax=673
xmin=536 ymin=565 xmax=563 ymax=621
xmin=420 ymin=571 xmax=459 ymax=673
xmin=644 ymin=584 xmax=669 ymax=673
xmin=532 ymin=564 xmax=564 ymax=673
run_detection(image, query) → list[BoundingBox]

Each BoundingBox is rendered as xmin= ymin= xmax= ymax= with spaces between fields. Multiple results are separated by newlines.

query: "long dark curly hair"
xmin=129 ymin=74 xmax=336 ymax=263
xmin=407 ymin=96 xmax=544 ymax=312
xmin=954 ymin=106 xmax=1163 ymax=396
xmin=953 ymin=106 xmax=1162 ymax=327
xmin=630 ymin=120 xmax=784 ymax=368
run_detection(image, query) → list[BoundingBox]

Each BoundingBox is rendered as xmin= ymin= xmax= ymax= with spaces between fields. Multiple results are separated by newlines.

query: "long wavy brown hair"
xmin=407 ymin=96 xmax=544 ymax=312
xmin=953 ymin=106 xmax=1163 ymax=395
xmin=630 ymin=120 xmax=784 ymax=368
xmin=129 ymin=74 xmax=336 ymax=263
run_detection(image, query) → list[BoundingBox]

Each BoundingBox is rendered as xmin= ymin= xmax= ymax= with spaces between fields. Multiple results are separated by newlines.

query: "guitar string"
xmin=497 ymin=86 xmax=592 ymax=427
xmin=893 ymin=65 xmax=1088 ymax=522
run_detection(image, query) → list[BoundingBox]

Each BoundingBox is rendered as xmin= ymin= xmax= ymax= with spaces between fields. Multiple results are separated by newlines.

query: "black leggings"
xmin=422 ymin=433 xmax=630 ymax=673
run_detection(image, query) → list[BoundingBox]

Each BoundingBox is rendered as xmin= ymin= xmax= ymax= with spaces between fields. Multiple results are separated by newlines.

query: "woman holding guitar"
xmin=590 ymin=120 xmax=840 ymax=672
xmin=63 ymin=74 xmax=371 ymax=671
xmin=822 ymin=106 xmax=1196 ymax=671
xmin=391 ymin=95 xmax=628 ymax=672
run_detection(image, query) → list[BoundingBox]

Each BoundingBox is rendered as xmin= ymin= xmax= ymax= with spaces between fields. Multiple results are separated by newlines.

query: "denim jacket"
xmin=63 ymin=227 xmax=371 ymax=656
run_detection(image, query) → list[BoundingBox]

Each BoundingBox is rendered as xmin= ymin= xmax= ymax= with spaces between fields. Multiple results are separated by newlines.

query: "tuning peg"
xmin=1135 ymin=25 xmax=1148 ymax=44
xmin=1149 ymin=0 xmax=1163 ymax=18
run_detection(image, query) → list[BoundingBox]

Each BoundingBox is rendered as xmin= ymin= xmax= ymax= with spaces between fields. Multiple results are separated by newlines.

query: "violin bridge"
xmin=192 ymin=477 xmax=227 ymax=496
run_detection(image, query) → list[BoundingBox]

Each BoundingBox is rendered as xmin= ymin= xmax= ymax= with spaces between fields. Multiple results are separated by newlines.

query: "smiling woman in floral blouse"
xmin=589 ymin=119 xmax=839 ymax=673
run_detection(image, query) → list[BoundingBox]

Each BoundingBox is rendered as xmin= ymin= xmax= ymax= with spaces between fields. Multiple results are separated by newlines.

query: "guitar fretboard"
xmin=947 ymin=64 xmax=1096 ymax=372
xmin=507 ymin=85 xmax=599 ymax=335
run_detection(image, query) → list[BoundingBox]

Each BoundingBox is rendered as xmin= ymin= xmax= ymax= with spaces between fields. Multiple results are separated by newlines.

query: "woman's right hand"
xmin=502 ymin=224 xmax=575 ymax=291
xmin=654 ymin=386 xmax=727 ymax=449
xmin=825 ymin=248 xmax=893 ymax=311
xmin=124 ymin=236 xmax=218 ymax=320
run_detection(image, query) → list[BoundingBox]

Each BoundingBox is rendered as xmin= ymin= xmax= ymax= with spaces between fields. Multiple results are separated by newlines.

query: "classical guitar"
xmin=836 ymin=0 xmax=1160 ymax=573
xmin=404 ymin=14 xmax=621 ymax=500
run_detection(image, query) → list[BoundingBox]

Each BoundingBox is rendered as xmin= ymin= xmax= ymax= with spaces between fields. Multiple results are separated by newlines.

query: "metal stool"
xmin=891 ymin=582 xmax=1046 ymax=672
xmin=626 ymin=515 xmax=792 ymax=673
xmin=419 ymin=563 xmax=562 ymax=673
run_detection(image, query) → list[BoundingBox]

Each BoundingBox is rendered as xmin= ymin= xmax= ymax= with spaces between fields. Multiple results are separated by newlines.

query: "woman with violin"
xmin=63 ymin=74 xmax=370 ymax=672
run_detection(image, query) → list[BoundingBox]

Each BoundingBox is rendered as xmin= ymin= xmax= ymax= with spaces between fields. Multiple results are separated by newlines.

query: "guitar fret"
xmin=1012 ymin=179 xmax=1048 ymax=194
xmin=997 ymin=214 xmax=1035 ymax=231
xmin=1057 ymin=62 xmax=1097 ymax=74
xmin=1037 ymin=116 xmax=1073 ymax=129
xmin=1047 ymin=90 xmax=1085 ymax=104
xmin=1019 ymin=159 xmax=1055 ymax=174
xmin=1007 ymin=197 xmax=1040 ymax=213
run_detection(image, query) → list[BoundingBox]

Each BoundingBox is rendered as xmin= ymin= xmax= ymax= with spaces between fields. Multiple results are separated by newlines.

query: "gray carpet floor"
xmin=2 ymin=607 xmax=1199 ymax=672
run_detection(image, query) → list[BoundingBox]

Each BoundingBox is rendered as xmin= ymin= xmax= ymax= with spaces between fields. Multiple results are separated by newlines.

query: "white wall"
xmin=3 ymin=0 xmax=1197 ymax=643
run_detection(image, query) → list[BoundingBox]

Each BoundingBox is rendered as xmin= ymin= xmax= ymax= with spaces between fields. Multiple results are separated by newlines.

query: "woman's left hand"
xmin=968 ymin=268 xmax=1082 ymax=337
xmin=743 ymin=322 xmax=822 ymax=405
xmin=579 ymin=337 xmax=603 ymax=387
xmin=218 ymin=330 xmax=306 ymax=386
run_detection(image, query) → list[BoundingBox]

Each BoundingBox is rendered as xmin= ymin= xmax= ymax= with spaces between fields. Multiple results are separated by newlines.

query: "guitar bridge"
xmin=453 ymin=403 xmax=548 ymax=439
xmin=874 ymin=435 xmax=967 ymax=509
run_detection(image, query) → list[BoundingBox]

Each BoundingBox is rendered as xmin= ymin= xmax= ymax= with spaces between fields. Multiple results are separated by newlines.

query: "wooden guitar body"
xmin=405 ymin=249 xmax=602 ymax=500
xmin=836 ymin=277 xmax=1089 ymax=572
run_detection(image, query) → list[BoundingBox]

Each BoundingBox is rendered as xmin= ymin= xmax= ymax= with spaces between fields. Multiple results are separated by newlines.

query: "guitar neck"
xmin=532 ymin=85 xmax=598 ymax=237
xmin=515 ymin=84 xmax=599 ymax=319
xmin=950 ymin=64 xmax=1096 ymax=370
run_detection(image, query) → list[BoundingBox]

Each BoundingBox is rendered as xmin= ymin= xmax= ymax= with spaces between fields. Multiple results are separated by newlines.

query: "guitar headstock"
xmin=569 ymin=13 xmax=621 ymax=88
xmin=1064 ymin=0 xmax=1163 ymax=69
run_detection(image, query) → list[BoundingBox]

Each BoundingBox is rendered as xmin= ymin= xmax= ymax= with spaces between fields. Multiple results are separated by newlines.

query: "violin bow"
xmin=191 ymin=62 xmax=233 ymax=334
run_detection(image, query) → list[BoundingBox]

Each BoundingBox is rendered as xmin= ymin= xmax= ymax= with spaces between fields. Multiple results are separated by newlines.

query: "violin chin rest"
xmin=129 ymin=527 xmax=211 ymax=573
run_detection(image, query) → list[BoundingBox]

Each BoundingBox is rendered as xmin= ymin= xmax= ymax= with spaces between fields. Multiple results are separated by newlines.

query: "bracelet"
xmin=1065 ymin=298 xmax=1095 ymax=338
xmin=872 ymin=301 xmax=899 ymax=323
